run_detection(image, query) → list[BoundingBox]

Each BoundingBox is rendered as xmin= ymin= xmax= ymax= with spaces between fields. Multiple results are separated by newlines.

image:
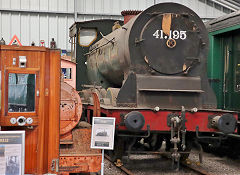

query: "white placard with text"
xmin=91 ymin=117 xmax=115 ymax=150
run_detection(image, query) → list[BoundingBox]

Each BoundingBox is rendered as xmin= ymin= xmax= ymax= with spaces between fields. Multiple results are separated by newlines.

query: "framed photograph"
xmin=0 ymin=131 xmax=25 ymax=175
xmin=91 ymin=117 xmax=115 ymax=150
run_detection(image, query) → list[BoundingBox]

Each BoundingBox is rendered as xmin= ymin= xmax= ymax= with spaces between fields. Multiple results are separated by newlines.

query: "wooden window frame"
xmin=4 ymin=68 xmax=40 ymax=117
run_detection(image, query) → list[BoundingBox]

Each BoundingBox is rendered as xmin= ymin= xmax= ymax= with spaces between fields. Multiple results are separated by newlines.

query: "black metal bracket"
xmin=195 ymin=126 xmax=227 ymax=145
xmin=120 ymin=113 xmax=125 ymax=126
xmin=193 ymin=138 xmax=203 ymax=163
xmin=118 ymin=124 xmax=150 ymax=138
xmin=208 ymin=78 xmax=221 ymax=83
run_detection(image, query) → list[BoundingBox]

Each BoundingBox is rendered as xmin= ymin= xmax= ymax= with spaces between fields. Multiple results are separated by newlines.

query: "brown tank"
xmin=60 ymin=81 xmax=82 ymax=142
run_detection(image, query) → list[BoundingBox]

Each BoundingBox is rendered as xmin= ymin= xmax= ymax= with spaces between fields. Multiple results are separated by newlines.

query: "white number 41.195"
xmin=153 ymin=30 xmax=187 ymax=40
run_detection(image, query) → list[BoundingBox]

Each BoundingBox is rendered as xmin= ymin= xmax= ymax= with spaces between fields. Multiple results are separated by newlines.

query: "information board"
xmin=0 ymin=131 xmax=25 ymax=175
xmin=91 ymin=117 xmax=115 ymax=150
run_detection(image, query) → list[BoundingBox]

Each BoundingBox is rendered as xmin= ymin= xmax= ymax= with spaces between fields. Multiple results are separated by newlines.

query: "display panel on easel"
xmin=0 ymin=131 xmax=25 ymax=175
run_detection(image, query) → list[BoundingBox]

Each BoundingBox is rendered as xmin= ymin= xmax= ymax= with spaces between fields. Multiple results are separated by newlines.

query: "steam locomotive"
xmin=70 ymin=3 xmax=238 ymax=165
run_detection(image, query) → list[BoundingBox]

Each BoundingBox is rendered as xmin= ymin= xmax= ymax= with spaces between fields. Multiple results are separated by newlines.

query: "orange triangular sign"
xmin=9 ymin=35 xmax=22 ymax=46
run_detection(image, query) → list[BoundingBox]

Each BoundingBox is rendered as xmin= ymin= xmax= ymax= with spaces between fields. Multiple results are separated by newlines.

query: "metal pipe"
xmin=216 ymin=132 xmax=240 ymax=139
xmin=101 ymin=149 xmax=104 ymax=175
xmin=74 ymin=0 xmax=77 ymax=21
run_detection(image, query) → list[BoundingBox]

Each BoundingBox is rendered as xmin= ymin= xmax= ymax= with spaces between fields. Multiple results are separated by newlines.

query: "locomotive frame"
xmin=71 ymin=2 xmax=238 ymax=167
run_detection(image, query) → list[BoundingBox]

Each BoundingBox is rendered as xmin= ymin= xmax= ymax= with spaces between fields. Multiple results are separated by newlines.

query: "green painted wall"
xmin=208 ymin=24 xmax=240 ymax=110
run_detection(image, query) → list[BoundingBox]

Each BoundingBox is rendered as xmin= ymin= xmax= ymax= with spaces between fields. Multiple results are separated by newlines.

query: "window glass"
xmin=214 ymin=3 xmax=222 ymax=10
xmin=79 ymin=28 xmax=97 ymax=47
xmin=70 ymin=36 xmax=76 ymax=59
xmin=61 ymin=68 xmax=72 ymax=79
xmin=8 ymin=73 xmax=36 ymax=112
xmin=234 ymin=36 xmax=240 ymax=92
xmin=207 ymin=0 xmax=213 ymax=6
xmin=223 ymin=7 xmax=231 ymax=13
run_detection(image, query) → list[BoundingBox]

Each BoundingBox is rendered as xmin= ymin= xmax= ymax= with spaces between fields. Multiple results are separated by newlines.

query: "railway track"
xmin=104 ymin=154 xmax=134 ymax=175
xmin=105 ymin=153 xmax=215 ymax=175
xmin=181 ymin=159 xmax=215 ymax=175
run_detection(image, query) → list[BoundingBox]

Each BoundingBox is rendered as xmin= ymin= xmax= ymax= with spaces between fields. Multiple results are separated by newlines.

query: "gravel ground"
xmin=103 ymin=154 xmax=196 ymax=175
xmin=102 ymin=149 xmax=240 ymax=175
xmin=103 ymin=158 xmax=126 ymax=175
xmin=189 ymin=150 xmax=240 ymax=175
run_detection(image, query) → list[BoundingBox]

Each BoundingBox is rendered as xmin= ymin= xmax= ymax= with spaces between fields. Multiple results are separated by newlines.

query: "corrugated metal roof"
xmin=230 ymin=0 xmax=240 ymax=8
xmin=213 ymin=0 xmax=240 ymax=11
xmin=0 ymin=0 xmax=238 ymax=50
xmin=206 ymin=10 xmax=240 ymax=32
xmin=207 ymin=10 xmax=240 ymax=25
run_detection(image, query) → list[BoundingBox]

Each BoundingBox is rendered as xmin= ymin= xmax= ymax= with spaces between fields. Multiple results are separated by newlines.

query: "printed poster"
xmin=91 ymin=117 xmax=115 ymax=150
xmin=0 ymin=131 xmax=25 ymax=175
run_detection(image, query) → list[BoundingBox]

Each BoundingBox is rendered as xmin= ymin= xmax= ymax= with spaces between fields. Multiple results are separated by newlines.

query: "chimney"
xmin=121 ymin=10 xmax=142 ymax=24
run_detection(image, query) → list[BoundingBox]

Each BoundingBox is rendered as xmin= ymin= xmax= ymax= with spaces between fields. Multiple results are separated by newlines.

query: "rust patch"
xmin=60 ymin=128 xmax=100 ymax=155
xmin=60 ymin=128 xmax=101 ymax=173
xmin=162 ymin=13 xmax=172 ymax=36
xmin=183 ymin=63 xmax=187 ymax=71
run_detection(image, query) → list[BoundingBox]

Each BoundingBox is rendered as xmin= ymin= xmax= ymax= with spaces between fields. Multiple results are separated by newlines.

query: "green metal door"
xmin=223 ymin=32 xmax=240 ymax=110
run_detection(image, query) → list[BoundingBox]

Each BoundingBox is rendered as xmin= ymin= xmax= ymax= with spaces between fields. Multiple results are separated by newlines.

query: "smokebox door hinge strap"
xmin=135 ymin=37 xmax=145 ymax=45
